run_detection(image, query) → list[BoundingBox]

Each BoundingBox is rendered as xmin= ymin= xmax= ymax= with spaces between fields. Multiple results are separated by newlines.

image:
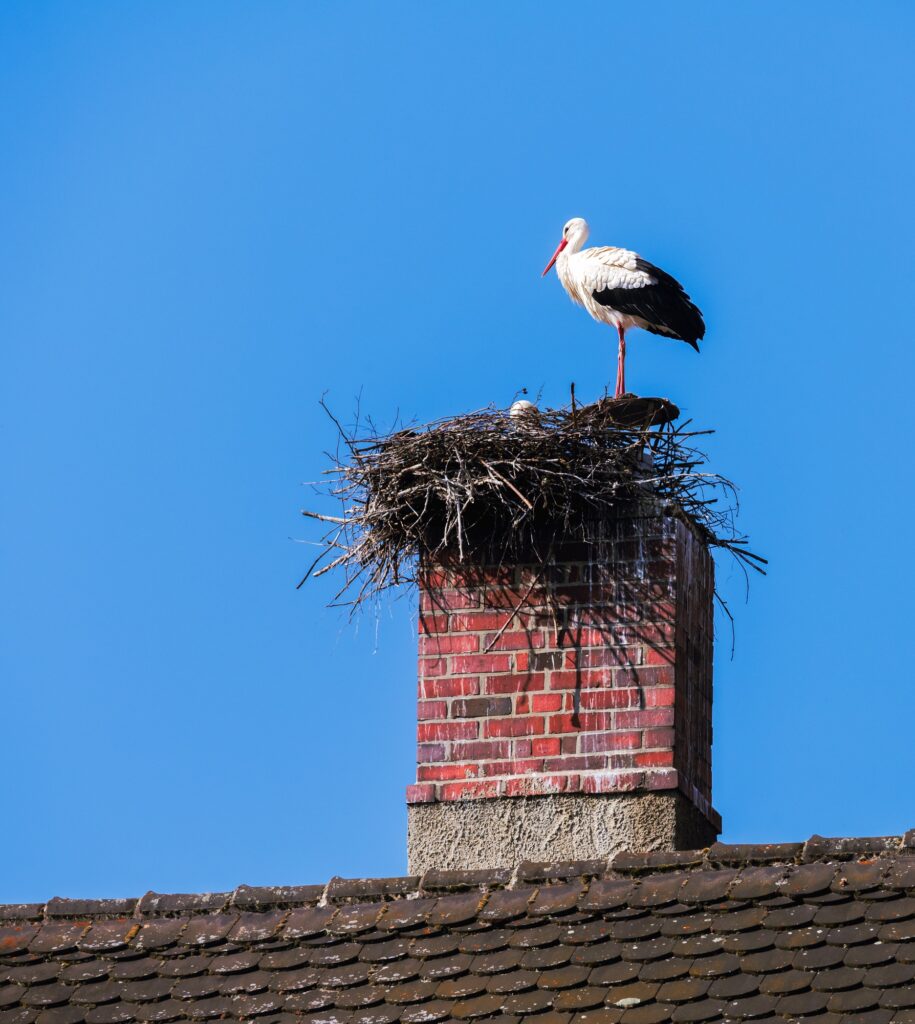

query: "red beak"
xmin=541 ymin=237 xmax=568 ymax=277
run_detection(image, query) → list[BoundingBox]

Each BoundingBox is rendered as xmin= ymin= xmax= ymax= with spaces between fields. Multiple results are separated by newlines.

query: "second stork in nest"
xmin=542 ymin=217 xmax=705 ymax=398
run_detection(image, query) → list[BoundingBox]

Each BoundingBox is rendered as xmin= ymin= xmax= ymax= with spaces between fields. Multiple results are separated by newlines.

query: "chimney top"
xmin=303 ymin=397 xmax=760 ymax=871
xmin=407 ymin=513 xmax=719 ymax=873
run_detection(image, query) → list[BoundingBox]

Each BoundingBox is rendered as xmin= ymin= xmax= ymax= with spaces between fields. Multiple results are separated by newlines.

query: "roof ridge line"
xmin=1 ymin=829 xmax=912 ymax=918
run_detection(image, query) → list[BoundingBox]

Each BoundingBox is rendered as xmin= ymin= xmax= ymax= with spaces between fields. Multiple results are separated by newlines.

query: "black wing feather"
xmin=592 ymin=257 xmax=705 ymax=350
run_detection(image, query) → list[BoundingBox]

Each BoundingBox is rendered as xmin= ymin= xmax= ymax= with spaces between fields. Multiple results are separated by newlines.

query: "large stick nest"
xmin=301 ymin=398 xmax=765 ymax=608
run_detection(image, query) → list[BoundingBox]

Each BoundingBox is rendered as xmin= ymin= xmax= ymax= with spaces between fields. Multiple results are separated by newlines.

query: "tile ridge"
xmin=2 ymin=828 xmax=913 ymax=922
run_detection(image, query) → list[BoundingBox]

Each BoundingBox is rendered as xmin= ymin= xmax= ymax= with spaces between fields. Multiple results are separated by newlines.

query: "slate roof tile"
xmin=231 ymin=885 xmax=324 ymax=911
xmin=7 ymin=832 xmax=915 ymax=1022
xmin=708 ymin=843 xmax=803 ymax=866
xmin=518 ymin=862 xmax=606 ymax=885
xmin=433 ymin=975 xmax=484 ymax=1000
xmin=464 ymin=950 xmax=519 ymax=977
xmin=134 ymin=894 xmax=227 ymax=918
xmin=420 ymin=869 xmax=512 ymax=893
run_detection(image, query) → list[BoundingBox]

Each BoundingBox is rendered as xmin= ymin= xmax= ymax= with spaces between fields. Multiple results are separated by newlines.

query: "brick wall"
xmin=406 ymin=516 xmax=718 ymax=828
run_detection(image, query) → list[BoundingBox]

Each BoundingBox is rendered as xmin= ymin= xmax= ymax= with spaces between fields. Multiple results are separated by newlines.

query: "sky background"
xmin=2 ymin=2 xmax=914 ymax=903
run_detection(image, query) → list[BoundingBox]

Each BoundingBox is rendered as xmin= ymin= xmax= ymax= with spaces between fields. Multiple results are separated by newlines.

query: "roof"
xmin=2 ymin=832 xmax=915 ymax=1024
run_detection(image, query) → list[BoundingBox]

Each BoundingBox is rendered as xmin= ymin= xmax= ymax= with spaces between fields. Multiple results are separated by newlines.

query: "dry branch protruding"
xmin=301 ymin=399 xmax=765 ymax=609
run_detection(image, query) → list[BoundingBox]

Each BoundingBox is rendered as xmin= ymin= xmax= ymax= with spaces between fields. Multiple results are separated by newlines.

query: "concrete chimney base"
xmin=407 ymin=792 xmax=718 ymax=874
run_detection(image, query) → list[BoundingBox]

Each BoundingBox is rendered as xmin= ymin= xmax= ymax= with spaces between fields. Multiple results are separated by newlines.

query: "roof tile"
xmin=611 ymin=851 xmax=705 ymax=875
xmin=477 ymin=891 xmax=532 ymax=923
xmin=132 ymin=920 xmax=184 ymax=952
xmin=679 ymin=870 xmax=738 ymax=904
xmin=578 ymin=880 xmax=634 ymax=912
xmin=282 ymin=906 xmax=335 ymax=939
xmin=428 ymin=894 xmax=484 ymax=927
xmin=778 ymin=863 xmax=836 ymax=897
xmin=707 ymin=842 xmax=802 ymax=866
xmin=177 ymin=914 xmax=237 ymax=947
xmin=728 ymin=866 xmax=786 ymax=901
xmin=376 ymin=901 xmax=435 ymax=932
xmin=628 ymin=875 xmax=684 ymax=909
xmin=0 ymin=927 xmax=41 ymax=955
xmin=77 ymin=922 xmax=139 ymax=953
xmin=46 ymin=898 xmax=137 ymax=920
xmin=668 ymin=997 xmax=723 ymax=1022
xmin=887 ymin=857 xmax=915 ymax=889
xmin=517 ymin=861 xmax=605 ymax=884
xmin=420 ymin=869 xmax=511 ymax=893
xmin=0 ymin=908 xmax=43 ymax=924
xmin=135 ymin=893 xmax=228 ymax=917
xmin=803 ymin=835 xmax=899 ymax=861
xmin=8 ymin=834 xmax=915 ymax=1024
xmin=231 ymin=885 xmax=324 ymax=910
xmin=326 ymin=879 xmax=418 ymax=904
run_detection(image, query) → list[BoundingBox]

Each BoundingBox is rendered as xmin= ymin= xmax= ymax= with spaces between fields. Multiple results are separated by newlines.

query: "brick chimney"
xmin=406 ymin=514 xmax=721 ymax=872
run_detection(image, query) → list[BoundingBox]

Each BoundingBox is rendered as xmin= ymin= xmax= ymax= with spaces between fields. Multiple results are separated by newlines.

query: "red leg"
xmin=615 ymin=326 xmax=627 ymax=398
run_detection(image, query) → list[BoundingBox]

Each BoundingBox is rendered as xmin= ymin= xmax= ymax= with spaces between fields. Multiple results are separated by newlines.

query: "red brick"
xmin=580 ymin=731 xmax=641 ymax=753
xmin=643 ymin=728 xmax=676 ymax=748
xmin=418 ymin=614 xmax=450 ymax=635
xmin=583 ymin=771 xmax=646 ymax=794
xmin=451 ymin=740 xmax=511 ymax=761
xmin=637 ymin=622 xmax=676 ymax=644
xmin=449 ymin=611 xmax=513 ymax=632
xmin=643 ymin=645 xmax=675 ymax=666
xmin=419 ymin=633 xmax=480 ymax=655
xmin=417 ymin=700 xmax=447 ymax=721
xmin=566 ymin=627 xmax=615 ymax=647
xmin=420 ymin=676 xmax=479 ymax=699
xmin=505 ymin=774 xmax=578 ymax=797
xmin=644 ymin=768 xmax=679 ymax=791
xmin=418 ymin=657 xmax=448 ymax=678
xmin=481 ymin=758 xmax=544 ymax=777
xmin=434 ymin=589 xmax=482 ymax=610
xmin=418 ymin=763 xmax=481 ymax=782
xmin=578 ymin=688 xmax=639 ymax=710
xmin=533 ymin=693 xmax=564 ymax=712
xmin=543 ymin=755 xmax=607 ymax=772
xmin=513 ymin=739 xmax=533 ymax=758
xmin=547 ymin=669 xmax=608 ymax=691
xmin=485 ymin=630 xmax=545 ymax=651
xmin=417 ymin=743 xmax=447 ymax=763
xmin=548 ymin=711 xmax=615 ymax=734
xmin=637 ymin=665 xmax=676 ymax=687
xmin=566 ymin=647 xmax=642 ymax=669
xmin=607 ymin=753 xmax=637 ymax=770
xmin=484 ymin=587 xmax=540 ymax=609
xmin=484 ymin=716 xmax=545 ymax=738
xmin=644 ymin=687 xmax=675 ymax=708
xmin=451 ymin=654 xmax=512 ymax=674
xmin=615 ymin=708 xmax=674 ymax=729
xmin=452 ymin=697 xmax=512 ymax=718
xmin=532 ymin=737 xmax=561 ymax=757
xmin=647 ymin=601 xmax=676 ymax=620
xmin=440 ymin=779 xmax=502 ymax=800
xmin=418 ymin=721 xmax=478 ymax=742
xmin=547 ymin=713 xmax=577 ymax=734
xmin=485 ymin=673 xmax=544 ymax=694
xmin=635 ymin=750 xmax=674 ymax=768
xmin=406 ymin=783 xmax=436 ymax=804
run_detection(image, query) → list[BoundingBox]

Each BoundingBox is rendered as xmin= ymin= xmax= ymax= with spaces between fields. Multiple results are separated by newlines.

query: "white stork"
xmin=542 ymin=217 xmax=704 ymax=398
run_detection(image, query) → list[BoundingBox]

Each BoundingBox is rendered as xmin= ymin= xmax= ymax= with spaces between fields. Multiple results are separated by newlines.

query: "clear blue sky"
xmin=2 ymin=2 xmax=914 ymax=903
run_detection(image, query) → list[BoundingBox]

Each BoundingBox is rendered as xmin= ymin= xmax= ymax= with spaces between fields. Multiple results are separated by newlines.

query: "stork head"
xmin=542 ymin=217 xmax=590 ymax=276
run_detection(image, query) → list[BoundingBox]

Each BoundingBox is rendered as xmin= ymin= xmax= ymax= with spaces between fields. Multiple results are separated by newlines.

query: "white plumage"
xmin=542 ymin=217 xmax=705 ymax=397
